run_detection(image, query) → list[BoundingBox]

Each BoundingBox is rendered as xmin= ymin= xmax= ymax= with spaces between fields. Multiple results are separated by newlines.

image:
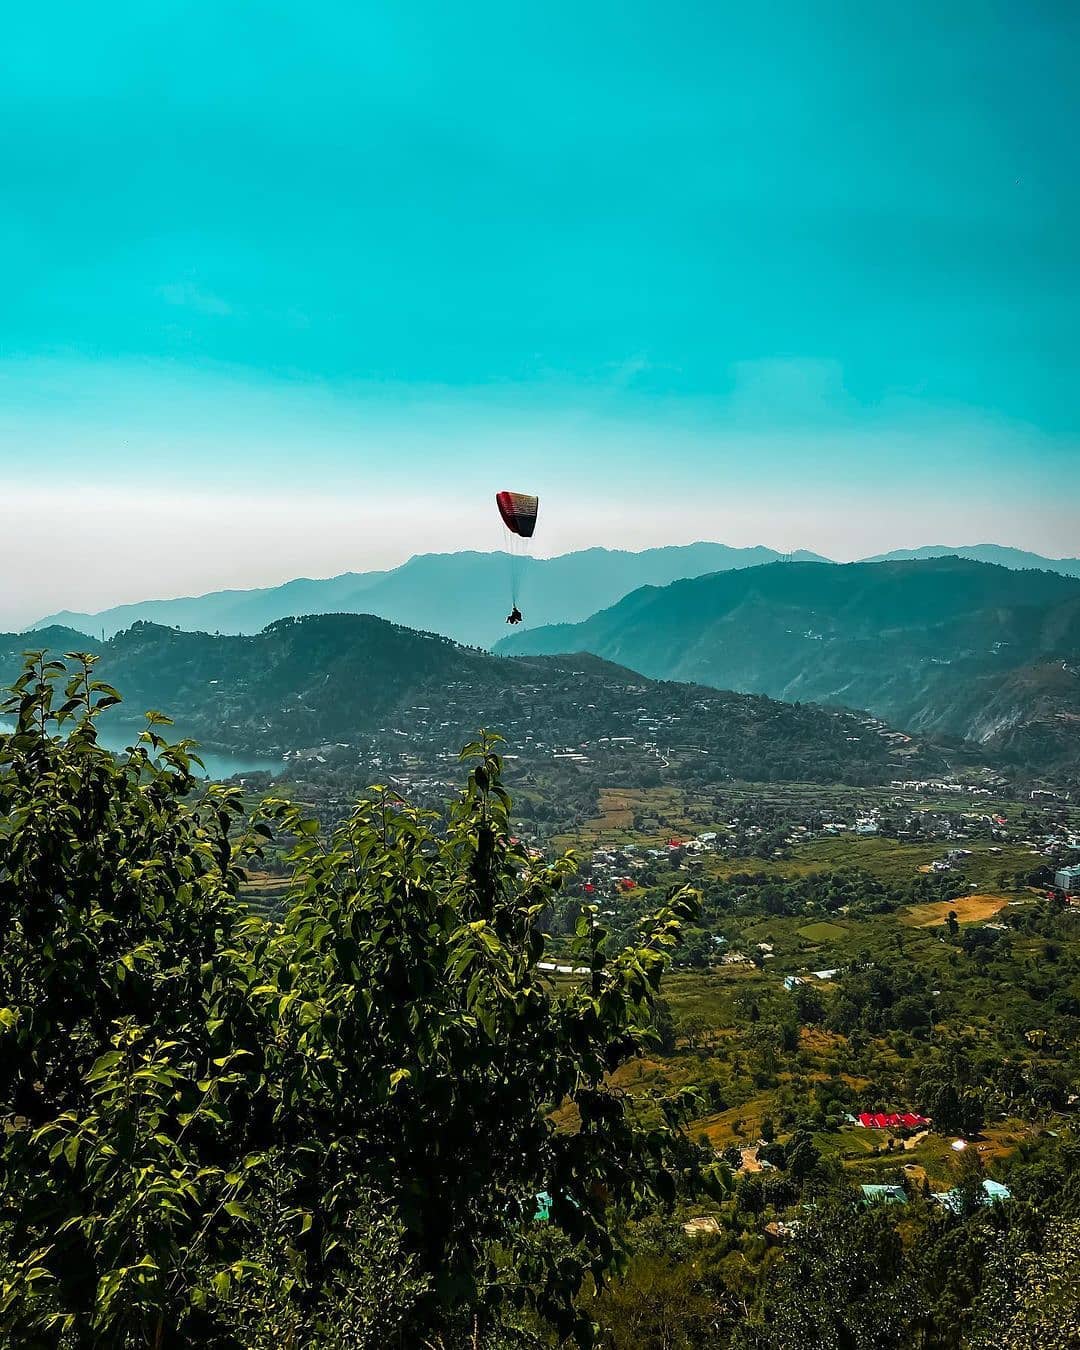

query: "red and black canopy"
xmin=495 ymin=491 xmax=539 ymax=539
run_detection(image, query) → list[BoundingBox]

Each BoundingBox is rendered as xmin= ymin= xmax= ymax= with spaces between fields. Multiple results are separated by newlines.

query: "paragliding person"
xmin=495 ymin=490 xmax=538 ymax=624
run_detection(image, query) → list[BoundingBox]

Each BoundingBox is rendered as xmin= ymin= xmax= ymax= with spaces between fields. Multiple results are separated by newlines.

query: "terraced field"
xmin=902 ymin=893 xmax=1013 ymax=927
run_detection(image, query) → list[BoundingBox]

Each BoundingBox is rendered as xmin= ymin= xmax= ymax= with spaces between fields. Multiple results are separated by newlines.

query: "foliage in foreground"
xmin=0 ymin=653 xmax=708 ymax=1347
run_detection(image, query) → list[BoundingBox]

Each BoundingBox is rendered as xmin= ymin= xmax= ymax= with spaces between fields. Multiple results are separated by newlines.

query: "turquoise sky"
xmin=1 ymin=2 xmax=1078 ymax=625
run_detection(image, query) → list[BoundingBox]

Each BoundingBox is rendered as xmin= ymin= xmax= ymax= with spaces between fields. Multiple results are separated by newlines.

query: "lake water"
xmin=0 ymin=718 xmax=283 ymax=781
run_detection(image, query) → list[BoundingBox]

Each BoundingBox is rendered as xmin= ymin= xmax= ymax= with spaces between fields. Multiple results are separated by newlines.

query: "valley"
xmin=4 ymin=554 xmax=1079 ymax=1348
xmin=524 ymin=774 xmax=1080 ymax=1343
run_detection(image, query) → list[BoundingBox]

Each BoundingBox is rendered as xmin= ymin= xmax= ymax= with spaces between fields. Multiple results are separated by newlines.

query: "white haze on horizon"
xmin=2 ymin=480 xmax=1076 ymax=631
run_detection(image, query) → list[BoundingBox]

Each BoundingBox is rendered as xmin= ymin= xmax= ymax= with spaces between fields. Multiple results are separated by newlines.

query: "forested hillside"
xmin=498 ymin=558 xmax=1080 ymax=770
xmin=0 ymin=614 xmax=948 ymax=786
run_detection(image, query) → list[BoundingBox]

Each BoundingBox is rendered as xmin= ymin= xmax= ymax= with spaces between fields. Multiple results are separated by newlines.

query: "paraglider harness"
xmin=506 ymin=606 xmax=523 ymax=625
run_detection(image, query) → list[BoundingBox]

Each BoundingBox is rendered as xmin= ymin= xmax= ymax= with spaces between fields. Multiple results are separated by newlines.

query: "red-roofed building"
xmin=857 ymin=1112 xmax=929 ymax=1130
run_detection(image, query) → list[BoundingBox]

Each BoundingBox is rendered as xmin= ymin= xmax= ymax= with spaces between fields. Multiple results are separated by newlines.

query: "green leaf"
xmin=86 ymin=1050 xmax=124 ymax=1082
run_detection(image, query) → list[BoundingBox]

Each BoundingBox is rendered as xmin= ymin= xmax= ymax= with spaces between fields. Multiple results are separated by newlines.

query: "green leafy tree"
xmin=732 ymin=1191 xmax=911 ymax=1348
xmin=972 ymin=1217 xmax=1080 ymax=1349
xmin=916 ymin=1051 xmax=986 ymax=1138
xmin=793 ymin=983 xmax=824 ymax=1025
xmin=0 ymin=654 xmax=709 ymax=1347
xmin=586 ymin=1249 xmax=734 ymax=1349
xmin=785 ymin=1130 xmax=821 ymax=1182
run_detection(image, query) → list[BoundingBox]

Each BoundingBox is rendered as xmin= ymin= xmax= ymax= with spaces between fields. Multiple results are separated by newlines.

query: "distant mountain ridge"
xmin=497 ymin=557 xmax=1080 ymax=770
xmin=30 ymin=542 xmax=1080 ymax=652
xmin=32 ymin=543 xmax=831 ymax=647
xmin=863 ymin=543 xmax=1080 ymax=577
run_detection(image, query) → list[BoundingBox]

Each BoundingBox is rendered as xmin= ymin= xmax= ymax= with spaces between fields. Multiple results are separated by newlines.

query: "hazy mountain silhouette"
xmin=33 ymin=543 xmax=1080 ymax=651
xmin=862 ymin=543 xmax=1080 ymax=578
xmin=32 ymin=543 xmax=829 ymax=647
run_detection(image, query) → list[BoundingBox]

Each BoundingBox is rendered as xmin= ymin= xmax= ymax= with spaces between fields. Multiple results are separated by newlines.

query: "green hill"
xmin=497 ymin=557 xmax=1080 ymax=769
xmin=0 ymin=613 xmax=949 ymax=786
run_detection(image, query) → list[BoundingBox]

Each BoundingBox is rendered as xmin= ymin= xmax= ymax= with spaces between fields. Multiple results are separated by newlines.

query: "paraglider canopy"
xmin=496 ymin=490 xmax=539 ymax=616
xmin=495 ymin=491 xmax=539 ymax=539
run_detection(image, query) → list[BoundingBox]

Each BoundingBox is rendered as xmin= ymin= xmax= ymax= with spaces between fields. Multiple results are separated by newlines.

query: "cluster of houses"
xmin=890 ymin=778 xmax=998 ymax=797
xmin=929 ymin=848 xmax=974 ymax=873
xmin=820 ymin=813 xmax=880 ymax=836
xmin=685 ymin=1109 xmax=1016 ymax=1235
xmin=585 ymin=830 xmax=729 ymax=894
xmin=684 ymin=1173 xmax=1014 ymax=1240
xmin=782 ymin=970 xmax=839 ymax=989
xmin=720 ymin=941 xmax=775 ymax=967
xmin=859 ymin=1179 xmax=1012 ymax=1210
xmin=586 ymin=844 xmax=646 ymax=895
